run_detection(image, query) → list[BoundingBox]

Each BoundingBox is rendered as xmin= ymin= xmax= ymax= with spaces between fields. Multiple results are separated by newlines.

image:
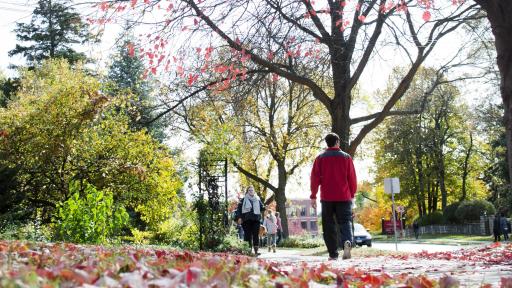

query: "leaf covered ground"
xmin=0 ymin=240 xmax=511 ymax=287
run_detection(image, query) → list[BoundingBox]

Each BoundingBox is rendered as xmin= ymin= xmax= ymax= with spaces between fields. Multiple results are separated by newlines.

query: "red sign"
xmin=383 ymin=220 xmax=402 ymax=235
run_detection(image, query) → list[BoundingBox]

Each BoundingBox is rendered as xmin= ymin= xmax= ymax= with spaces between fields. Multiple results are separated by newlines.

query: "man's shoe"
xmin=342 ymin=240 xmax=352 ymax=259
xmin=268 ymin=246 xmax=271 ymax=252
xmin=328 ymin=256 xmax=338 ymax=261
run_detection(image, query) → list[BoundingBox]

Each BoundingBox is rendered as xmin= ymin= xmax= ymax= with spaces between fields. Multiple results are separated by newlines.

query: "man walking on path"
xmin=310 ymin=133 xmax=357 ymax=260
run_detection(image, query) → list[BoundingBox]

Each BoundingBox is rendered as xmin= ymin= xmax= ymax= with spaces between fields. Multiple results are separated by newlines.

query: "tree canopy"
xmin=9 ymin=0 xmax=94 ymax=66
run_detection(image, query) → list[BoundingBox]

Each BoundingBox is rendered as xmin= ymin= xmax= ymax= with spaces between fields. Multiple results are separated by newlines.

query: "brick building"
xmin=286 ymin=198 xmax=319 ymax=236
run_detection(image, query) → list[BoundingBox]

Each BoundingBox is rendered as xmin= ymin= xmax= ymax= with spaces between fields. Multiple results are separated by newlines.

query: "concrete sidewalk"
xmin=258 ymin=247 xmax=512 ymax=287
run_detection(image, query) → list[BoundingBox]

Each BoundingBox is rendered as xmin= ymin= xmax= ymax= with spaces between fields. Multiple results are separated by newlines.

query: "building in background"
xmin=286 ymin=199 xmax=319 ymax=236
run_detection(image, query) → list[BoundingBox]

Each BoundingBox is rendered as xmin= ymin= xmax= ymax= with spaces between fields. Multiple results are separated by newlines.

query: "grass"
xmin=371 ymin=233 xmax=491 ymax=244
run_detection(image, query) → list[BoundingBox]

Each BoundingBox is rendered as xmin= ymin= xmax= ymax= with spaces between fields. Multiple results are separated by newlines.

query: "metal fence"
xmin=417 ymin=223 xmax=482 ymax=235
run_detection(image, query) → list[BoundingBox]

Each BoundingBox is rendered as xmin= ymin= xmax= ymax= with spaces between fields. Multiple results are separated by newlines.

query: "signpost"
xmin=384 ymin=178 xmax=400 ymax=251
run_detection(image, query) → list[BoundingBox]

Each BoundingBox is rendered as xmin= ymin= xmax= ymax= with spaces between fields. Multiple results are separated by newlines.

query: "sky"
xmin=0 ymin=0 xmax=498 ymax=200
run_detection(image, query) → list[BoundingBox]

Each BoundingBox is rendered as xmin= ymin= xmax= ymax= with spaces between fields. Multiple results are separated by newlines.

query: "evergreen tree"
xmin=107 ymin=38 xmax=166 ymax=141
xmin=9 ymin=0 xmax=93 ymax=66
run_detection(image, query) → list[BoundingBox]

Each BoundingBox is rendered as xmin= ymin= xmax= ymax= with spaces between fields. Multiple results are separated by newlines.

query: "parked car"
xmin=353 ymin=223 xmax=372 ymax=247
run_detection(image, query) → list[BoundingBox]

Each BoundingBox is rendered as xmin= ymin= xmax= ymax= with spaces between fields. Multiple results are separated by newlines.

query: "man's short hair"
xmin=324 ymin=133 xmax=340 ymax=147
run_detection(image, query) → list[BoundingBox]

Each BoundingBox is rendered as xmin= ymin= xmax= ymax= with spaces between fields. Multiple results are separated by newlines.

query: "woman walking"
xmin=235 ymin=186 xmax=265 ymax=256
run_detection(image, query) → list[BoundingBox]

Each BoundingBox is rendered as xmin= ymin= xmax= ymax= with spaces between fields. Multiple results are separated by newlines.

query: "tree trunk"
xmin=475 ymin=0 xmax=512 ymax=184
xmin=329 ymin=37 xmax=352 ymax=153
xmin=415 ymin=147 xmax=425 ymax=217
xmin=461 ymin=132 xmax=473 ymax=200
xmin=437 ymin=152 xmax=448 ymax=210
xmin=331 ymin=107 xmax=351 ymax=152
xmin=275 ymin=161 xmax=289 ymax=238
xmin=427 ymin=180 xmax=432 ymax=213
xmin=432 ymin=181 xmax=439 ymax=212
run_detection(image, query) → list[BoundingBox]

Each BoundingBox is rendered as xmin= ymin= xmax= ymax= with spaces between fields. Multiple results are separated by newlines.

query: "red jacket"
xmin=310 ymin=147 xmax=357 ymax=201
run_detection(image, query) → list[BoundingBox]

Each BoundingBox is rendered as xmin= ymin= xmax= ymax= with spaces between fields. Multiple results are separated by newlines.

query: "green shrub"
xmin=417 ymin=211 xmax=445 ymax=226
xmin=53 ymin=181 xmax=129 ymax=244
xmin=151 ymin=208 xmax=199 ymax=249
xmin=455 ymin=199 xmax=496 ymax=223
xmin=443 ymin=202 xmax=461 ymax=224
xmin=213 ymin=233 xmax=251 ymax=254
xmin=279 ymin=235 xmax=324 ymax=249
xmin=0 ymin=220 xmax=51 ymax=242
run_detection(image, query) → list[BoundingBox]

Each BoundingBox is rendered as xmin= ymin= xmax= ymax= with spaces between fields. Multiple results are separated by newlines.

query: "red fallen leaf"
xmin=361 ymin=274 xmax=384 ymax=286
xmin=155 ymin=250 xmax=166 ymax=259
xmin=185 ymin=267 xmax=202 ymax=285
xmin=60 ymin=269 xmax=89 ymax=284
xmin=489 ymin=242 xmax=501 ymax=248
xmin=406 ymin=275 xmax=434 ymax=288
xmin=501 ymin=277 xmax=512 ymax=288
xmin=422 ymin=10 xmax=431 ymax=21
xmin=358 ymin=15 xmax=366 ymax=22
xmin=36 ymin=268 xmax=56 ymax=280
xmin=272 ymin=73 xmax=279 ymax=82
xmin=439 ymin=275 xmax=460 ymax=288
xmin=130 ymin=0 xmax=137 ymax=8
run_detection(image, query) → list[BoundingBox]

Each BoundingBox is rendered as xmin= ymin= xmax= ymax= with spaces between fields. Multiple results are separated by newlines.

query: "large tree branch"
xmin=351 ymin=109 xmax=422 ymax=124
xmin=184 ymin=0 xmax=333 ymax=108
xmin=232 ymin=160 xmax=278 ymax=192
xmin=146 ymin=69 xmax=268 ymax=124
xmin=265 ymin=0 xmax=325 ymax=44
xmin=346 ymin=0 xmax=379 ymax=57
xmin=348 ymin=56 xmax=424 ymax=155
xmin=348 ymin=0 xmax=389 ymax=90
xmin=300 ymin=0 xmax=331 ymax=40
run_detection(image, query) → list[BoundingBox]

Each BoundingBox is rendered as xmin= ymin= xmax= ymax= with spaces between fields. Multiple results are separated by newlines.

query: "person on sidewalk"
xmin=235 ymin=186 xmax=265 ymax=256
xmin=310 ymin=133 xmax=357 ymax=260
xmin=500 ymin=213 xmax=509 ymax=241
xmin=493 ymin=213 xmax=502 ymax=242
xmin=263 ymin=209 xmax=278 ymax=253
xmin=275 ymin=211 xmax=283 ymax=245
xmin=413 ymin=221 xmax=420 ymax=240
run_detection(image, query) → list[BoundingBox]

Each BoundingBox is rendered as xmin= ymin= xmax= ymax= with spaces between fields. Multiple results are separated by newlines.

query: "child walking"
xmin=263 ymin=209 xmax=278 ymax=253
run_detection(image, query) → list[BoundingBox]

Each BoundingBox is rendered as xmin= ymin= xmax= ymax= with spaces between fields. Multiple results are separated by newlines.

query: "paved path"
xmin=258 ymin=244 xmax=512 ymax=287
xmin=371 ymin=241 xmax=478 ymax=253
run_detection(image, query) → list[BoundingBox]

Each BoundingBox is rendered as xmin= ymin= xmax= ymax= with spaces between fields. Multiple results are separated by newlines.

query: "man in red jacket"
xmin=310 ymin=133 xmax=357 ymax=260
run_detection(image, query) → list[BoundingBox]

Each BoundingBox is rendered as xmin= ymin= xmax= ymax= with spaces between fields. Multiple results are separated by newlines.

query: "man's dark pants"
xmin=321 ymin=201 xmax=353 ymax=258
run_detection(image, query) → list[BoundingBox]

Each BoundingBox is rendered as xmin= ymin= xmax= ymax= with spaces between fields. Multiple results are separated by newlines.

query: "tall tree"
xmin=0 ymin=60 xmax=183 ymax=224
xmin=101 ymin=0 xmax=480 ymax=156
xmin=472 ymin=0 xmax=512 ymax=187
xmin=183 ymin=76 xmax=326 ymax=237
xmin=374 ymin=67 xmax=484 ymax=215
xmin=9 ymin=0 xmax=93 ymax=66
xmin=478 ymin=101 xmax=511 ymax=215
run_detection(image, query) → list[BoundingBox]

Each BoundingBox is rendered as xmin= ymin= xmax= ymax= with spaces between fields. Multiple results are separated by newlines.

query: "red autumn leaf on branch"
xmin=99 ymin=2 xmax=109 ymax=11
xmin=127 ymin=42 xmax=135 ymax=57
xmin=422 ymin=10 xmax=432 ymax=21
xmin=187 ymin=74 xmax=198 ymax=86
